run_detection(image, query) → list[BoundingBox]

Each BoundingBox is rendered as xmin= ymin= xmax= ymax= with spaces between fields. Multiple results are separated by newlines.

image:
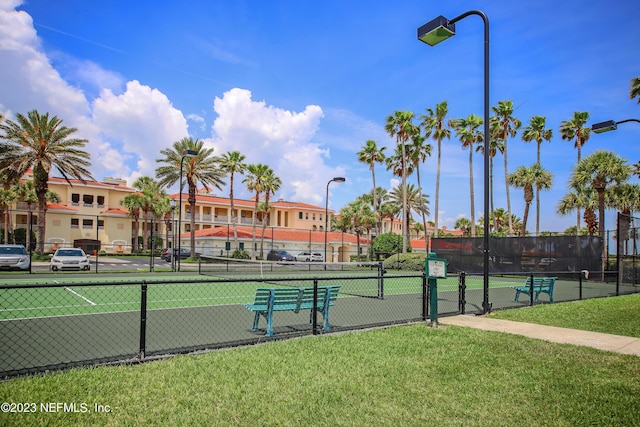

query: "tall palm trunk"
xmin=251 ymin=192 xmax=259 ymax=259
xmin=401 ymin=142 xmax=408 ymax=253
xmin=503 ymin=144 xmax=513 ymax=235
xmin=230 ymin=174 xmax=238 ymax=250
xmin=34 ymin=164 xmax=48 ymax=254
xmin=188 ymin=179 xmax=197 ymax=257
xmin=415 ymin=167 xmax=429 ymax=251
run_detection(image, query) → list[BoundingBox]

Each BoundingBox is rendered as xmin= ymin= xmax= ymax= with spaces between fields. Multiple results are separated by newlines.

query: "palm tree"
xmin=357 ymin=140 xmax=386 ymax=234
xmin=632 ymin=161 xmax=640 ymax=179
xmin=385 ymin=110 xmax=415 ymax=253
xmin=630 ymin=77 xmax=640 ymax=103
xmin=132 ymin=176 xmax=163 ymax=250
xmin=120 ymin=194 xmax=143 ymax=252
xmin=259 ymin=167 xmax=282 ymax=258
xmin=0 ymin=110 xmax=93 ymax=254
xmin=570 ymin=150 xmax=630 ymax=239
xmin=14 ymin=180 xmax=58 ymax=251
xmin=243 ymin=163 xmax=270 ymax=259
xmin=0 ymin=188 xmax=17 ymax=243
xmin=610 ymin=183 xmax=640 ymax=256
xmin=219 ymin=151 xmax=247 ymax=251
xmin=560 ymin=111 xmax=591 ymax=234
xmin=379 ymin=201 xmax=401 ymax=235
xmin=490 ymin=100 xmax=522 ymax=236
xmin=389 ymin=183 xmax=430 ymax=242
xmin=508 ymin=164 xmax=553 ymax=236
xmin=406 ymin=127 xmax=432 ymax=250
xmin=156 ymin=137 xmax=225 ymax=257
xmin=340 ymin=197 xmax=376 ymax=260
xmin=557 ymin=188 xmax=598 ymax=236
xmin=521 ymin=115 xmax=553 ymax=235
xmin=454 ymin=217 xmax=472 ymax=237
xmin=451 ymin=113 xmax=483 ymax=237
xmin=421 ymin=101 xmax=450 ymax=238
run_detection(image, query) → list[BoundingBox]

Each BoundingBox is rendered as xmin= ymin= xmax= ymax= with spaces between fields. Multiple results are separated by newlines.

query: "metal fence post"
xmin=139 ymin=280 xmax=147 ymax=361
xmin=378 ymin=262 xmax=385 ymax=300
xmin=312 ymin=279 xmax=318 ymax=335
xmin=458 ymin=272 xmax=466 ymax=315
xmin=529 ymin=274 xmax=535 ymax=307
xmin=422 ymin=273 xmax=428 ymax=321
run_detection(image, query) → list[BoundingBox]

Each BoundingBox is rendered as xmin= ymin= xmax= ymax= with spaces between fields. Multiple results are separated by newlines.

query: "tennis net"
xmin=197 ymin=256 xmax=385 ymax=298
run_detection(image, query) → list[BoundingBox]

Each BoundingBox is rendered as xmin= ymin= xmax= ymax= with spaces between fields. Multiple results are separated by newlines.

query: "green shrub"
xmin=383 ymin=252 xmax=427 ymax=271
xmin=372 ymin=233 xmax=410 ymax=256
xmin=231 ymin=249 xmax=250 ymax=259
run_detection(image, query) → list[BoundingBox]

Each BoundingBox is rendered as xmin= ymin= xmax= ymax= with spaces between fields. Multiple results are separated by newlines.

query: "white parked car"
xmin=0 ymin=244 xmax=30 ymax=270
xmin=50 ymin=248 xmax=91 ymax=271
xmin=296 ymin=252 xmax=324 ymax=262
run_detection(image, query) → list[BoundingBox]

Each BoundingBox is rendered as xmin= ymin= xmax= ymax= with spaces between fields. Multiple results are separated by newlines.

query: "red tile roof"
xmin=185 ymin=226 xmax=369 ymax=244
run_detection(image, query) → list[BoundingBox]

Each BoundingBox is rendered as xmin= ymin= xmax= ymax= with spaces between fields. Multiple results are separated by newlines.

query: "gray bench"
xmin=244 ymin=286 xmax=340 ymax=337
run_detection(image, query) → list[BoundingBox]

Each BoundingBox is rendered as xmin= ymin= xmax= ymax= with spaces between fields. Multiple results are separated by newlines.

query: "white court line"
xmin=64 ymin=287 xmax=97 ymax=306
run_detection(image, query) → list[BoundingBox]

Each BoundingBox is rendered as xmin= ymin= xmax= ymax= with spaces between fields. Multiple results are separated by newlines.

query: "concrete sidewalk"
xmin=438 ymin=315 xmax=640 ymax=357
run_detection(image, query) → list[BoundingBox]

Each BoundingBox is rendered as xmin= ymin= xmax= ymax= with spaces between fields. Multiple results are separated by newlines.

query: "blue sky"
xmin=1 ymin=0 xmax=639 ymax=233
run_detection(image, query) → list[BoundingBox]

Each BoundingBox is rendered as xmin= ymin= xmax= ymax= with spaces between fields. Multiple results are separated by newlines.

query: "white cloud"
xmin=91 ymin=80 xmax=189 ymax=183
xmin=210 ymin=88 xmax=345 ymax=204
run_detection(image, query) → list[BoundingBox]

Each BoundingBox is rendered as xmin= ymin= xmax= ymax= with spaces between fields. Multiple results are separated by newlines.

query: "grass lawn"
xmin=489 ymin=293 xmax=640 ymax=338
xmin=1 ymin=297 xmax=639 ymax=426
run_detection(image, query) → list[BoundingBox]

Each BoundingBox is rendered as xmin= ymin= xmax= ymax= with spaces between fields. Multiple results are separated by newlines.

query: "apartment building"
xmin=5 ymin=176 xmax=363 ymax=259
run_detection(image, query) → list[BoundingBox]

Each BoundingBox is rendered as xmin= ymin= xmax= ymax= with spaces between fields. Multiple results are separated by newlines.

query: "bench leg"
xmin=266 ymin=309 xmax=274 ymax=337
xmin=323 ymin=305 xmax=331 ymax=332
xmin=252 ymin=312 xmax=261 ymax=332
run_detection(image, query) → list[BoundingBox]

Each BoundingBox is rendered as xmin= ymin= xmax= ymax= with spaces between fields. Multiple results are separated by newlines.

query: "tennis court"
xmin=3 ymin=265 xmax=634 ymax=378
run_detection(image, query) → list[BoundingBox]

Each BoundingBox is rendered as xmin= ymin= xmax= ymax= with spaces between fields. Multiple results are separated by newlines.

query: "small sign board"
xmin=426 ymin=257 xmax=447 ymax=279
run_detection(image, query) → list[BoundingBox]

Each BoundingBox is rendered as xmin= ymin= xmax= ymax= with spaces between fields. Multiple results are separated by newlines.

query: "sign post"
xmin=425 ymin=252 xmax=447 ymax=326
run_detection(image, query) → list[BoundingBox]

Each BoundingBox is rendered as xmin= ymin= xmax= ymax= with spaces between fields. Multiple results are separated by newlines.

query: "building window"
xmin=82 ymin=219 xmax=93 ymax=229
xmin=71 ymin=194 xmax=80 ymax=206
xmin=97 ymin=196 xmax=105 ymax=207
xmin=305 ymin=213 xmax=309 ymax=220
xmin=298 ymin=212 xmax=303 ymax=219
xmin=83 ymin=194 xmax=94 ymax=207
xmin=320 ymin=214 xmax=323 ymax=221
xmin=98 ymin=220 xmax=104 ymax=230
xmin=70 ymin=218 xmax=79 ymax=228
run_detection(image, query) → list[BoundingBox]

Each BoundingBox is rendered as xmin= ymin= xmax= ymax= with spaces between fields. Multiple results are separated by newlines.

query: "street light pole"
xmin=170 ymin=198 xmax=176 ymax=272
xmin=324 ymin=177 xmax=346 ymax=264
xmin=418 ymin=10 xmax=491 ymax=313
xmin=177 ymin=149 xmax=198 ymax=272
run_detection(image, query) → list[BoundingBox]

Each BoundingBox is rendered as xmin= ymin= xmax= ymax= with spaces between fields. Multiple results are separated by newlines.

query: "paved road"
xmin=25 ymin=257 xmax=177 ymax=273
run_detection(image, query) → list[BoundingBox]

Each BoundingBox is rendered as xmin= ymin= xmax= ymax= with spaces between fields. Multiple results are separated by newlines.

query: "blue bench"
xmin=244 ymin=286 xmax=340 ymax=337
xmin=513 ymin=277 xmax=557 ymax=303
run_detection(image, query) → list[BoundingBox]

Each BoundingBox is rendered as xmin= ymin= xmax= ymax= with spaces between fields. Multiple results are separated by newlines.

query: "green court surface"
xmin=0 ymin=273 xmax=386 ymax=320
xmin=0 ymin=272 xmax=527 ymax=321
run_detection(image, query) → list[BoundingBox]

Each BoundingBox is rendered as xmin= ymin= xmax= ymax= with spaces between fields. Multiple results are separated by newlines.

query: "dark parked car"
xmin=266 ymin=250 xmax=295 ymax=262
xmin=161 ymin=248 xmax=192 ymax=262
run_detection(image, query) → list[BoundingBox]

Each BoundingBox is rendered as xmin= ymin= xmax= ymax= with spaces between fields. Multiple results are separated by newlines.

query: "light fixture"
xmin=591 ymin=118 xmax=640 ymax=134
xmin=418 ymin=16 xmax=456 ymax=46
